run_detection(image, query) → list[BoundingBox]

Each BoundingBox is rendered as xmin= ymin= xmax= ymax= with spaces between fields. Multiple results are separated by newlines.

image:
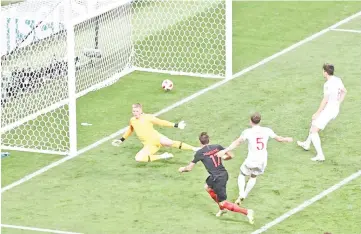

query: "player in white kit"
xmin=216 ymin=113 xmax=293 ymax=204
xmin=297 ymin=63 xmax=347 ymax=162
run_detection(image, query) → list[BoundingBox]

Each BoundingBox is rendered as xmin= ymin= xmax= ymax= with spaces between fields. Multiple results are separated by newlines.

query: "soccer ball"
xmin=162 ymin=79 xmax=173 ymax=91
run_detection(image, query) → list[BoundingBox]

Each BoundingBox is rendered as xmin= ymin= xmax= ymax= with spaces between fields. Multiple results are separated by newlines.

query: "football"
xmin=162 ymin=79 xmax=173 ymax=91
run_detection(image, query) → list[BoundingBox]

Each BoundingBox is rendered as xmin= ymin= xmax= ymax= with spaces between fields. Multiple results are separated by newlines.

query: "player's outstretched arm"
xmin=151 ymin=116 xmax=186 ymax=129
xmin=179 ymin=162 xmax=195 ymax=173
xmin=223 ymin=151 xmax=234 ymax=160
xmin=112 ymin=125 xmax=133 ymax=146
xmin=274 ymin=135 xmax=293 ymax=143
xmin=216 ymin=137 xmax=244 ymax=158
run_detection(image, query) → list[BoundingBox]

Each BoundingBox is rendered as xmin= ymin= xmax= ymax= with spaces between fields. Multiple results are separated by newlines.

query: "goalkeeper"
xmin=112 ymin=103 xmax=198 ymax=162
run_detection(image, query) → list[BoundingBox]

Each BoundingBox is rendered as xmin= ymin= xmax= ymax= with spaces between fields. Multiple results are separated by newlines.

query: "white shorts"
xmin=240 ymin=161 xmax=267 ymax=176
xmin=312 ymin=108 xmax=339 ymax=130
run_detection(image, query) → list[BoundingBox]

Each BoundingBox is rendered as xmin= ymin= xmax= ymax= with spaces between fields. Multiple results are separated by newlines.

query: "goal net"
xmin=0 ymin=0 xmax=231 ymax=155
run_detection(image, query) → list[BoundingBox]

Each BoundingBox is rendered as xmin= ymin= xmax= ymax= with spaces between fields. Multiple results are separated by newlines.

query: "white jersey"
xmin=240 ymin=125 xmax=276 ymax=167
xmin=323 ymin=76 xmax=345 ymax=111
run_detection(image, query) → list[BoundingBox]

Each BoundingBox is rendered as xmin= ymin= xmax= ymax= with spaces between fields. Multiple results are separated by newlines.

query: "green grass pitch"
xmin=2 ymin=1 xmax=361 ymax=234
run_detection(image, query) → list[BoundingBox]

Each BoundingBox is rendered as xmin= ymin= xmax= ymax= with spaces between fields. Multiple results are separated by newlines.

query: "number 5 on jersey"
xmin=256 ymin=137 xmax=264 ymax=150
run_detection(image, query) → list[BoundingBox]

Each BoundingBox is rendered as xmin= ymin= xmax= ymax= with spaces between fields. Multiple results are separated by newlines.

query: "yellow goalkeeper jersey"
xmin=122 ymin=114 xmax=175 ymax=144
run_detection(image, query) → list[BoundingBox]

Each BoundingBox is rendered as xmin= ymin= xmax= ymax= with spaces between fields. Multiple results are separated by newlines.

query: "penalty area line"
xmin=2 ymin=10 xmax=361 ymax=194
xmin=251 ymin=170 xmax=361 ymax=234
xmin=1 ymin=224 xmax=83 ymax=234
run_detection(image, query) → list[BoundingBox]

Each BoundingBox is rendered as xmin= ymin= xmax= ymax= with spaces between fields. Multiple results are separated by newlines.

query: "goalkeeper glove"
xmin=112 ymin=137 xmax=125 ymax=147
xmin=175 ymin=120 xmax=186 ymax=130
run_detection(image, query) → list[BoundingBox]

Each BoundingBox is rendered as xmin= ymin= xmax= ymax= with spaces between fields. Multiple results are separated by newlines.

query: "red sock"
xmin=222 ymin=201 xmax=248 ymax=215
xmin=207 ymin=189 xmax=224 ymax=210
xmin=207 ymin=189 xmax=218 ymax=202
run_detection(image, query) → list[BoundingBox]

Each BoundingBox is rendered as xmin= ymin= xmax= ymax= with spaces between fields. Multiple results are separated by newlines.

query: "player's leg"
xmin=159 ymin=134 xmax=198 ymax=151
xmin=204 ymin=182 xmax=225 ymax=214
xmin=236 ymin=163 xmax=250 ymax=204
xmin=148 ymin=144 xmax=174 ymax=162
xmin=244 ymin=174 xmax=257 ymax=199
xmin=297 ymin=126 xmax=312 ymax=151
xmin=135 ymin=145 xmax=173 ymax=162
xmin=206 ymin=175 xmax=227 ymax=217
xmin=309 ymin=111 xmax=335 ymax=161
xmin=244 ymin=163 xmax=265 ymax=199
xmin=215 ymin=175 xmax=254 ymax=224
xmin=298 ymin=119 xmax=320 ymax=151
xmin=298 ymin=110 xmax=334 ymax=159
xmin=219 ymin=200 xmax=254 ymax=224
xmin=298 ymin=115 xmax=324 ymax=151
xmin=309 ymin=125 xmax=325 ymax=161
xmin=134 ymin=146 xmax=152 ymax=162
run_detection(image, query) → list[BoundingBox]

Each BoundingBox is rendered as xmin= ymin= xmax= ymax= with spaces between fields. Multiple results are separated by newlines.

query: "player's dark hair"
xmin=199 ymin=132 xmax=209 ymax=145
xmin=251 ymin=112 xmax=261 ymax=124
xmin=323 ymin=63 xmax=334 ymax=75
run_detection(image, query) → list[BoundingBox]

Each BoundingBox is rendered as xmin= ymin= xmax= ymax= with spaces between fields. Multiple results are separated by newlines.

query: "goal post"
xmin=226 ymin=0 xmax=232 ymax=79
xmin=0 ymin=0 xmax=233 ymax=156
xmin=65 ymin=0 xmax=77 ymax=156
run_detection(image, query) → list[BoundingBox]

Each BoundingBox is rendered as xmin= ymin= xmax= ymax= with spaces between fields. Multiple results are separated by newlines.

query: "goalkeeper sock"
xmin=172 ymin=141 xmax=194 ymax=151
xmin=222 ymin=201 xmax=248 ymax=215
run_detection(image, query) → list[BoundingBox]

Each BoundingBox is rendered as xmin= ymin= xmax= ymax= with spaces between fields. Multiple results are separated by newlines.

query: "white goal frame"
xmin=0 ymin=0 xmax=232 ymax=156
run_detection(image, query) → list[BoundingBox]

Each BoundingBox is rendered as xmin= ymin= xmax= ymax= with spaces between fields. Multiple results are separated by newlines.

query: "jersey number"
xmin=210 ymin=155 xmax=221 ymax=167
xmin=256 ymin=137 xmax=264 ymax=150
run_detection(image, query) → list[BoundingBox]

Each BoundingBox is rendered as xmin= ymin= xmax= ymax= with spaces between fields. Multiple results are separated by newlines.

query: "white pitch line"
xmin=2 ymin=10 xmax=361 ymax=194
xmin=331 ymin=28 xmax=361 ymax=34
xmin=251 ymin=170 xmax=361 ymax=234
xmin=1 ymin=224 xmax=83 ymax=234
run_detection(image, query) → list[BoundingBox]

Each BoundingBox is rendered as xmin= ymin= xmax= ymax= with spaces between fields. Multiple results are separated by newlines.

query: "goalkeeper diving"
xmin=112 ymin=103 xmax=199 ymax=162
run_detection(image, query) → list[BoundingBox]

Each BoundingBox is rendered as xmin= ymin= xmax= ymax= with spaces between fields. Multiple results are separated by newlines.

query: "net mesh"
xmin=1 ymin=0 xmax=227 ymax=154
xmin=132 ymin=0 xmax=226 ymax=77
xmin=1 ymin=0 xmax=69 ymax=153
